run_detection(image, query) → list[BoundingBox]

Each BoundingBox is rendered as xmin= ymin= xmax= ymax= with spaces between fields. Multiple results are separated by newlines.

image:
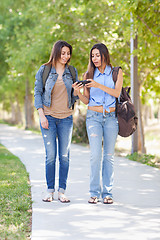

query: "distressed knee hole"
xmin=90 ymin=133 xmax=98 ymax=137
xmin=62 ymin=154 xmax=68 ymax=157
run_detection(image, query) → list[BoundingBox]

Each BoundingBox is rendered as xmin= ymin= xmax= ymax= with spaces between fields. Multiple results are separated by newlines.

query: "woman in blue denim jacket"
xmin=34 ymin=40 xmax=78 ymax=203
xmin=73 ymin=43 xmax=123 ymax=204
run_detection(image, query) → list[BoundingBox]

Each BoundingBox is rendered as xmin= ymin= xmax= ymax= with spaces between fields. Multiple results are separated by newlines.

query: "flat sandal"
xmin=42 ymin=192 xmax=54 ymax=202
xmin=88 ymin=196 xmax=99 ymax=204
xmin=58 ymin=193 xmax=70 ymax=203
xmin=103 ymin=197 xmax=113 ymax=204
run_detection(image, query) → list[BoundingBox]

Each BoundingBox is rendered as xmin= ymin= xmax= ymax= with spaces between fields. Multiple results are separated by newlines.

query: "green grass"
xmin=126 ymin=152 xmax=160 ymax=169
xmin=0 ymin=119 xmax=12 ymax=125
xmin=0 ymin=144 xmax=32 ymax=240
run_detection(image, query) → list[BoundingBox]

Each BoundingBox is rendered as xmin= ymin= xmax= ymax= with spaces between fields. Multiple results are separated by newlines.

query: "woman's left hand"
xmin=85 ymin=79 xmax=99 ymax=88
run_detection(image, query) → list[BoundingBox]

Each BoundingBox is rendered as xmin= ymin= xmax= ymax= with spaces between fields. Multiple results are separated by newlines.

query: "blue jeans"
xmin=40 ymin=115 xmax=73 ymax=193
xmin=86 ymin=110 xmax=118 ymax=199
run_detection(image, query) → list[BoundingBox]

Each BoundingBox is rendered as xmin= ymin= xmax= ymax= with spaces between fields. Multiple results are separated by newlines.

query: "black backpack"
xmin=42 ymin=64 xmax=76 ymax=109
xmin=112 ymin=67 xmax=138 ymax=137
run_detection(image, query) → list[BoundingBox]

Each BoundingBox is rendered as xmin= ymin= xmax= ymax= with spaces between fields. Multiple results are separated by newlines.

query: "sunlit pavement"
xmin=0 ymin=124 xmax=160 ymax=240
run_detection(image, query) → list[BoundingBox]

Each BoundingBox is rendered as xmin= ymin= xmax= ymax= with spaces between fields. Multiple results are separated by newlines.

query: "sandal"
xmin=58 ymin=193 xmax=70 ymax=203
xmin=88 ymin=197 xmax=99 ymax=204
xmin=42 ymin=192 xmax=54 ymax=202
xmin=103 ymin=197 xmax=113 ymax=204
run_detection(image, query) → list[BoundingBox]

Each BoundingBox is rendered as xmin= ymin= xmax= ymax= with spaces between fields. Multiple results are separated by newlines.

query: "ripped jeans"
xmin=40 ymin=115 xmax=73 ymax=193
xmin=86 ymin=109 xmax=118 ymax=199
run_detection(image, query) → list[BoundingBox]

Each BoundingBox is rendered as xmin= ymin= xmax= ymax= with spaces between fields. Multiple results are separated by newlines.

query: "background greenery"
xmin=0 ymin=0 xmax=160 ymax=153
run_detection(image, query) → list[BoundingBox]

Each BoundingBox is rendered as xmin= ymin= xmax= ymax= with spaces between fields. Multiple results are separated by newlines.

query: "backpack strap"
xmin=68 ymin=65 xmax=76 ymax=83
xmin=68 ymin=65 xmax=76 ymax=110
xmin=112 ymin=66 xmax=122 ymax=117
xmin=42 ymin=64 xmax=52 ymax=90
xmin=112 ymin=66 xmax=122 ymax=83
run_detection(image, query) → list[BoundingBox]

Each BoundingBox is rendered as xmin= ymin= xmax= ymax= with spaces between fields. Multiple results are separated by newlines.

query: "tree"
xmin=0 ymin=0 xmax=159 ymax=153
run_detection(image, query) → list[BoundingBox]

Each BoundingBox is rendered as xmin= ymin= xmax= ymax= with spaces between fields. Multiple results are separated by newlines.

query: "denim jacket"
xmin=34 ymin=64 xmax=79 ymax=110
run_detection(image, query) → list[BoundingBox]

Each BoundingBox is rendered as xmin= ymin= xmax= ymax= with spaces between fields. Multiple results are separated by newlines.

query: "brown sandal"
xmin=58 ymin=193 xmax=70 ymax=203
xmin=103 ymin=197 xmax=113 ymax=204
xmin=42 ymin=192 xmax=54 ymax=202
xmin=88 ymin=197 xmax=99 ymax=204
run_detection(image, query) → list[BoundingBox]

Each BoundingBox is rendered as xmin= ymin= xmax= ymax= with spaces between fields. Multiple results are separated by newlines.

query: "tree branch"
xmin=145 ymin=64 xmax=160 ymax=79
xmin=140 ymin=64 xmax=160 ymax=85
xmin=137 ymin=15 xmax=160 ymax=38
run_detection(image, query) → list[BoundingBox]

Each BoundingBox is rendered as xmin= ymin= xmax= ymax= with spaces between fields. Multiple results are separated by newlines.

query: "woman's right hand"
xmin=72 ymin=82 xmax=83 ymax=96
xmin=38 ymin=108 xmax=49 ymax=129
xmin=40 ymin=116 xmax=49 ymax=129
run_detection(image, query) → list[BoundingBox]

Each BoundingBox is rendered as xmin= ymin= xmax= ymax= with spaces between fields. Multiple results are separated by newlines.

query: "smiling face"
xmin=58 ymin=46 xmax=71 ymax=65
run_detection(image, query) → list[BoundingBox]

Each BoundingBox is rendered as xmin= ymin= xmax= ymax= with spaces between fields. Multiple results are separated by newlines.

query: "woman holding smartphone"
xmin=72 ymin=43 xmax=123 ymax=204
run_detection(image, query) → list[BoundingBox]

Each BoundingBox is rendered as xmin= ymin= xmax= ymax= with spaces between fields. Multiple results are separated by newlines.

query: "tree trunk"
xmin=10 ymin=98 xmax=23 ymax=125
xmin=138 ymin=94 xmax=146 ymax=153
xmin=15 ymin=98 xmax=23 ymax=125
xmin=10 ymin=100 xmax=16 ymax=124
xmin=24 ymin=78 xmax=35 ymax=129
xmin=130 ymin=33 xmax=138 ymax=153
xmin=143 ymin=104 xmax=150 ymax=126
xmin=158 ymin=100 xmax=160 ymax=122
xmin=149 ymin=105 xmax=154 ymax=120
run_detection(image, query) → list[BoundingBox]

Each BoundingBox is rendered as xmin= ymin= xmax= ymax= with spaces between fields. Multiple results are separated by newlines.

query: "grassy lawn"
xmin=0 ymin=144 xmax=32 ymax=240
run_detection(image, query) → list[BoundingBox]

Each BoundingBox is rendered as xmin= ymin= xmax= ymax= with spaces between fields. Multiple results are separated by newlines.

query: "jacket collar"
xmin=50 ymin=66 xmax=57 ymax=74
xmin=63 ymin=64 xmax=71 ymax=75
xmin=50 ymin=64 xmax=70 ymax=75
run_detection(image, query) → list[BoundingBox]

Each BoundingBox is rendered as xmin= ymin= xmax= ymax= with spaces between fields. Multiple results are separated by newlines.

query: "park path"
xmin=0 ymin=124 xmax=160 ymax=240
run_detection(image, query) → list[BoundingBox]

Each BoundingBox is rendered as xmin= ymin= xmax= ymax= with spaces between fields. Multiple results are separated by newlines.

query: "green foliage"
xmin=0 ymin=144 xmax=32 ymax=239
xmin=72 ymin=113 xmax=88 ymax=144
xmin=0 ymin=0 xmax=159 ymax=121
xmin=113 ymin=0 xmax=160 ymax=100
xmin=127 ymin=152 xmax=160 ymax=168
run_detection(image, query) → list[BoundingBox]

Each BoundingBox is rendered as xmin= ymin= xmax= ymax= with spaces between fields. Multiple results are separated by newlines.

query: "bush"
xmin=72 ymin=114 xmax=88 ymax=144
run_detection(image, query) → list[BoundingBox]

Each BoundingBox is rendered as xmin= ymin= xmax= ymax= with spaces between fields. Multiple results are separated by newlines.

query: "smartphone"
xmin=76 ymin=80 xmax=91 ymax=86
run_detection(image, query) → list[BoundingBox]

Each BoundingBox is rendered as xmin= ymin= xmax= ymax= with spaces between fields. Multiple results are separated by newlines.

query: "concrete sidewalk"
xmin=0 ymin=124 xmax=160 ymax=240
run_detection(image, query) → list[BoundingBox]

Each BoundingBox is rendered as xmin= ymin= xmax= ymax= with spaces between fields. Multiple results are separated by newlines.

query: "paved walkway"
xmin=0 ymin=124 xmax=160 ymax=240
